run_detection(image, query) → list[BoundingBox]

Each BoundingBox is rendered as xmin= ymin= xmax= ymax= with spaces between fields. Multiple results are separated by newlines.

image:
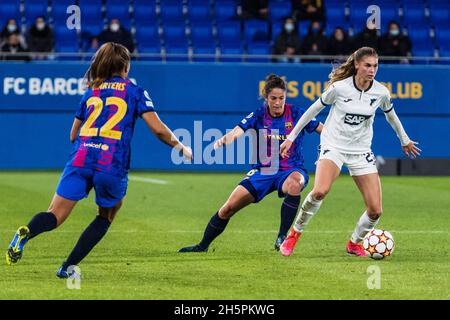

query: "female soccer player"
xmin=5 ymin=42 xmax=192 ymax=277
xmin=179 ymin=74 xmax=323 ymax=253
xmin=279 ymin=47 xmax=421 ymax=257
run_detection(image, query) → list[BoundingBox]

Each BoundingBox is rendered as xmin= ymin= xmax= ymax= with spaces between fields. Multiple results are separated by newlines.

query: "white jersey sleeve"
xmin=379 ymin=90 xmax=393 ymax=112
xmin=321 ymin=83 xmax=337 ymax=106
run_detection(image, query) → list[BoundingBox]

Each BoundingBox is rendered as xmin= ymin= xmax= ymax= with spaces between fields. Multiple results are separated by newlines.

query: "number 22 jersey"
xmin=66 ymin=77 xmax=155 ymax=177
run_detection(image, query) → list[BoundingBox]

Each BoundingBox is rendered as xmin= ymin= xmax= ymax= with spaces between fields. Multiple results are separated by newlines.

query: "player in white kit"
xmin=279 ymin=47 xmax=421 ymax=257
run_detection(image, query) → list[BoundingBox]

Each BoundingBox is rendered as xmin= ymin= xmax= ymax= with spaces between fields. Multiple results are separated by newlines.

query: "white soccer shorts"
xmin=317 ymin=146 xmax=378 ymax=176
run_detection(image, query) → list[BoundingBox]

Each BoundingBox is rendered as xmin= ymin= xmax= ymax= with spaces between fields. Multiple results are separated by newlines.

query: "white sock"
xmin=350 ymin=211 xmax=379 ymax=243
xmin=293 ymin=192 xmax=323 ymax=233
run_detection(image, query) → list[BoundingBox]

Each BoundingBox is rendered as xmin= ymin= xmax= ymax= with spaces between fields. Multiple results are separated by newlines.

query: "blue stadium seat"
xmin=192 ymin=46 xmax=217 ymax=62
xmin=23 ymin=0 xmax=49 ymax=22
xmin=218 ymin=46 xmax=244 ymax=62
xmin=54 ymin=25 xmax=78 ymax=44
xmin=188 ymin=0 xmax=213 ymax=22
xmin=162 ymin=24 xmax=188 ymax=47
xmin=190 ymin=22 xmax=216 ymax=48
xmin=160 ymin=0 xmax=186 ymax=23
xmin=133 ymin=0 xmax=157 ymax=25
xmin=402 ymin=4 xmax=427 ymax=26
xmin=1 ymin=0 xmax=21 ymax=23
xmin=436 ymin=29 xmax=450 ymax=48
xmin=164 ymin=44 xmax=189 ymax=62
xmin=246 ymin=42 xmax=271 ymax=63
xmin=78 ymin=3 xmax=104 ymax=27
xmin=429 ymin=4 xmax=450 ymax=27
xmin=407 ymin=26 xmax=431 ymax=44
xmin=135 ymin=24 xmax=160 ymax=48
xmin=269 ymin=3 xmax=292 ymax=21
xmin=243 ymin=19 xmax=270 ymax=43
xmin=81 ymin=24 xmax=105 ymax=39
xmin=214 ymin=0 xmax=238 ymax=22
xmin=106 ymin=4 xmax=131 ymax=22
xmin=217 ymin=21 xmax=242 ymax=48
xmin=137 ymin=41 xmax=162 ymax=61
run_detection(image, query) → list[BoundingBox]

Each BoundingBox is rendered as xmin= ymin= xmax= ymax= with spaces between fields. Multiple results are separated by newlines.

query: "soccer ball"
xmin=363 ymin=229 xmax=395 ymax=260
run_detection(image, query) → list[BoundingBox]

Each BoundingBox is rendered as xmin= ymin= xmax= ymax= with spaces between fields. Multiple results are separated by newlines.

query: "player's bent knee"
xmin=367 ymin=209 xmax=382 ymax=220
xmin=288 ymin=180 xmax=303 ymax=195
xmin=219 ymin=203 xmax=237 ymax=219
xmin=312 ymin=189 xmax=329 ymax=201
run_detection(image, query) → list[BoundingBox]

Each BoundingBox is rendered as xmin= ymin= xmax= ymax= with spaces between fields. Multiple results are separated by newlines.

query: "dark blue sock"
xmin=198 ymin=212 xmax=229 ymax=250
xmin=278 ymin=194 xmax=300 ymax=238
xmin=62 ymin=216 xmax=111 ymax=269
xmin=28 ymin=212 xmax=57 ymax=239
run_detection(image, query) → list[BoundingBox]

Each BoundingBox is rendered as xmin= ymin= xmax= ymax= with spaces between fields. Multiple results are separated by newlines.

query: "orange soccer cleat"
xmin=280 ymin=229 xmax=302 ymax=257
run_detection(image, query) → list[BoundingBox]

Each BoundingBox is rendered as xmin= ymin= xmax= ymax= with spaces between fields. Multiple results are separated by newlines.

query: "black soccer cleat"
xmin=274 ymin=235 xmax=286 ymax=251
xmin=178 ymin=244 xmax=208 ymax=253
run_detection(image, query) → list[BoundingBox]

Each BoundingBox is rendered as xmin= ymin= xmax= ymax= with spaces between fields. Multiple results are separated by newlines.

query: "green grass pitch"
xmin=0 ymin=171 xmax=449 ymax=300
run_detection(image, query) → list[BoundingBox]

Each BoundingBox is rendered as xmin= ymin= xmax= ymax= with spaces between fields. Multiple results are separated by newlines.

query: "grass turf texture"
xmin=0 ymin=172 xmax=449 ymax=300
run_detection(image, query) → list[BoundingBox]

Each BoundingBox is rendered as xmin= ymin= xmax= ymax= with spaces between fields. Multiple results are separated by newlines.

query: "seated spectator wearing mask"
xmin=327 ymin=27 xmax=353 ymax=58
xmin=272 ymin=18 xmax=302 ymax=63
xmin=92 ymin=19 xmax=135 ymax=53
xmin=301 ymin=20 xmax=327 ymax=62
xmin=27 ymin=16 xmax=54 ymax=59
xmin=379 ymin=21 xmax=411 ymax=64
xmin=1 ymin=19 xmax=27 ymax=48
xmin=1 ymin=33 xmax=30 ymax=61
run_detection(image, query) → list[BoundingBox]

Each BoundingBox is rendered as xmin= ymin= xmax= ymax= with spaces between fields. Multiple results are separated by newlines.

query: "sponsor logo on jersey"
xmin=83 ymin=142 xmax=109 ymax=151
xmin=343 ymin=98 xmax=353 ymax=102
xmin=344 ymin=113 xmax=372 ymax=125
xmin=370 ymin=98 xmax=377 ymax=106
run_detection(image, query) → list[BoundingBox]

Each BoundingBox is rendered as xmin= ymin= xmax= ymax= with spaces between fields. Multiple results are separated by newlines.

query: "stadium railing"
xmin=1 ymin=52 xmax=450 ymax=65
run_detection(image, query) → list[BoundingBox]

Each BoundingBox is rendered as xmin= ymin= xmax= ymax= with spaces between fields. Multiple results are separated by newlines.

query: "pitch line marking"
xmin=128 ymin=176 xmax=169 ymax=185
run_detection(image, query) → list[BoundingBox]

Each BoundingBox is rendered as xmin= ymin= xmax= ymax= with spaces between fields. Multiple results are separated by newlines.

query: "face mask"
xmin=110 ymin=23 xmax=120 ymax=32
xmin=36 ymin=22 xmax=45 ymax=31
xmin=7 ymin=24 xmax=17 ymax=33
xmin=390 ymin=29 xmax=400 ymax=36
xmin=285 ymin=23 xmax=294 ymax=33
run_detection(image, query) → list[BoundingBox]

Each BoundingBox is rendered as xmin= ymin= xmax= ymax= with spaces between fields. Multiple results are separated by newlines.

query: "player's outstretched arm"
xmin=384 ymin=109 xmax=421 ymax=159
xmin=70 ymin=118 xmax=83 ymax=143
xmin=142 ymin=112 xmax=193 ymax=160
xmin=213 ymin=126 xmax=245 ymax=150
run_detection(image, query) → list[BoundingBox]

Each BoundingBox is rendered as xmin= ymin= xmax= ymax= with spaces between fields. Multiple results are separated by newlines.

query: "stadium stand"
xmin=2 ymin=0 xmax=448 ymax=63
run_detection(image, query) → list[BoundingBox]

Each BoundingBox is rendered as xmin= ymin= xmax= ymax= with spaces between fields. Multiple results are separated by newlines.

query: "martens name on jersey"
xmin=344 ymin=113 xmax=372 ymax=125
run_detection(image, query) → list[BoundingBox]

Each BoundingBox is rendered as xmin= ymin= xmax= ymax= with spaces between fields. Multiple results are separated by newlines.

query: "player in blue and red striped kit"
xmin=5 ymin=43 xmax=192 ymax=277
xmin=179 ymin=74 xmax=323 ymax=253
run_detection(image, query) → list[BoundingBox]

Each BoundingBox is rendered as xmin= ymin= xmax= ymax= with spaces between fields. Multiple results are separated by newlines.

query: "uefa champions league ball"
xmin=363 ymin=229 xmax=395 ymax=260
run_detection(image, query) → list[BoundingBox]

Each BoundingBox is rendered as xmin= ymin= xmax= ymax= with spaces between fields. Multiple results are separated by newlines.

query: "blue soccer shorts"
xmin=56 ymin=166 xmax=128 ymax=208
xmin=239 ymin=167 xmax=309 ymax=203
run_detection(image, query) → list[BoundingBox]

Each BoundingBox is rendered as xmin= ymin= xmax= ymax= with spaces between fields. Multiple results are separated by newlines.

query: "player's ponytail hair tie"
xmin=328 ymin=47 xmax=378 ymax=85
xmin=261 ymin=74 xmax=287 ymax=99
xmin=83 ymin=42 xmax=131 ymax=89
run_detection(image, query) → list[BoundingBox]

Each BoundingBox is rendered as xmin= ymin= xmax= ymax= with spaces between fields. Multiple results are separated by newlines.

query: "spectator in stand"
xmin=272 ymin=17 xmax=302 ymax=63
xmin=379 ymin=21 xmax=412 ymax=64
xmin=1 ymin=33 xmax=30 ymax=61
xmin=291 ymin=0 xmax=325 ymax=23
xmin=27 ymin=16 xmax=54 ymax=59
xmin=240 ymin=0 xmax=269 ymax=20
xmin=92 ymin=19 xmax=135 ymax=53
xmin=301 ymin=20 xmax=327 ymax=62
xmin=327 ymin=27 xmax=353 ymax=57
xmin=353 ymin=25 xmax=380 ymax=52
xmin=1 ymin=19 xmax=27 ymax=49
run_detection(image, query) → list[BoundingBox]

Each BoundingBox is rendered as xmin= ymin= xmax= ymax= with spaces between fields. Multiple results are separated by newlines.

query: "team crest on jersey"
xmin=285 ymin=121 xmax=292 ymax=129
xmin=344 ymin=113 xmax=372 ymax=125
xmin=370 ymin=98 xmax=377 ymax=106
